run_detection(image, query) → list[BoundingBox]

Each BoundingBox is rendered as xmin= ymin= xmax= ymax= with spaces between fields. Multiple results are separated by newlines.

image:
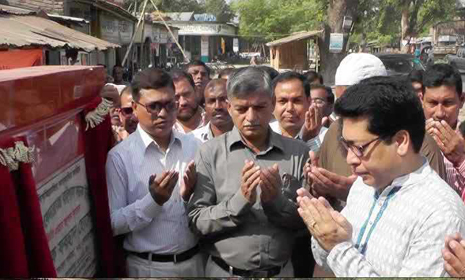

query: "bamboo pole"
xmin=122 ymin=0 xmax=148 ymax=66
xmin=149 ymin=0 xmax=189 ymax=62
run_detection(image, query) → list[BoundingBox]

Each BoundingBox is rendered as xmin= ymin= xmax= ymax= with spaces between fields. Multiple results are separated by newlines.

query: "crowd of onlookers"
xmin=99 ymin=54 xmax=465 ymax=277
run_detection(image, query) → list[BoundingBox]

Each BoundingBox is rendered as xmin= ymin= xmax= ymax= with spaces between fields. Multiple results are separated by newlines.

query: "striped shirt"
xmin=269 ymin=120 xmax=328 ymax=152
xmin=106 ymin=124 xmax=200 ymax=254
xmin=444 ymin=156 xmax=465 ymax=201
xmin=312 ymin=160 xmax=465 ymax=277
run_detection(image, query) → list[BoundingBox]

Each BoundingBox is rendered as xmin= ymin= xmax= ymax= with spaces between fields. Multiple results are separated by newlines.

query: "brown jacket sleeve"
xmin=420 ymin=133 xmax=446 ymax=180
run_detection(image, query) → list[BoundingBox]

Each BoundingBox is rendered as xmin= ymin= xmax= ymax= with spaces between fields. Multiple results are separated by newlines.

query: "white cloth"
xmin=335 ymin=53 xmax=387 ymax=86
xmin=269 ymin=120 xmax=328 ymax=152
xmin=126 ymin=252 xmax=204 ymax=277
xmin=191 ymin=122 xmax=214 ymax=143
xmin=312 ymin=160 xmax=465 ymax=277
xmin=105 ymin=83 xmax=127 ymax=95
xmin=106 ymin=124 xmax=200 ymax=254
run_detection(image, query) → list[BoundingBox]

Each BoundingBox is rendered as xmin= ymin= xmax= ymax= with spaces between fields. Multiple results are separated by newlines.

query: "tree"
xmin=318 ymin=0 xmax=360 ymax=84
xmin=204 ymin=0 xmax=234 ymax=22
xmin=351 ymin=0 xmax=457 ymax=53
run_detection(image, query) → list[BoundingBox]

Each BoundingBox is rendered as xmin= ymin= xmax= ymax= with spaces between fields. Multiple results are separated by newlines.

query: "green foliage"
xmin=353 ymin=0 xmax=457 ymax=48
xmin=204 ymin=0 xmax=234 ymax=22
xmin=231 ymin=0 xmax=325 ymax=42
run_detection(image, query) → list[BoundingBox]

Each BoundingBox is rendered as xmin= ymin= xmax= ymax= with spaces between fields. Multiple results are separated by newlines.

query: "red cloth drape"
xmin=0 ymin=97 xmax=125 ymax=277
xmin=0 ymin=137 xmax=56 ymax=277
xmin=83 ymin=97 xmax=126 ymax=277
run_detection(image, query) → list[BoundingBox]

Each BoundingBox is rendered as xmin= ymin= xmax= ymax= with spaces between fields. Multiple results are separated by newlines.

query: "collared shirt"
xmin=269 ymin=120 xmax=328 ymax=152
xmin=444 ymin=156 xmax=465 ymax=201
xmin=106 ymin=124 xmax=200 ymax=254
xmin=312 ymin=160 xmax=465 ymax=277
xmin=188 ymin=126 xmax=309 ymax=270
xmin=191 ymin=122 xmax=214 ymax=143
xmin=173 ymin=107 xmax=208 ymax=134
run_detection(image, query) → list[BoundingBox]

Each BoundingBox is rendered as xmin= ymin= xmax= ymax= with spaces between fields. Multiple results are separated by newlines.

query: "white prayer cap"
xmin=335 ymin=53 xmax=387 ymax=86
xmin=105 ymin=83 xmax=127 ymax=95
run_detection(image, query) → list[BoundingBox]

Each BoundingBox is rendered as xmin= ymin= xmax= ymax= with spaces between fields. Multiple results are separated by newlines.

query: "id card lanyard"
xmin=354 ymin=186 xmax=401 ymax=255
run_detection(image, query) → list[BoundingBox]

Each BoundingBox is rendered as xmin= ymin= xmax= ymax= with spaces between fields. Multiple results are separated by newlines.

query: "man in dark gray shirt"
xmin=188 ymin=67 xmax=310 ymax=277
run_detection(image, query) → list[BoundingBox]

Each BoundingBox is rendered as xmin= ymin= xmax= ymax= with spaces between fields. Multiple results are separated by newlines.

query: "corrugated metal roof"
xmin=266 ymin=30 xmax=323 ymax=47
xmin=0 ymin=14 xmax=119 ymax=51
xmin=0 ymin=4 xmax=35 ymax=15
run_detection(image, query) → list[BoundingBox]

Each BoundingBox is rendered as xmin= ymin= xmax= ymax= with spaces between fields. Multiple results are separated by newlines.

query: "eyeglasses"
xmin=339 ymin=136 xmax=381 ymax=158
xmin=120 ymin=107 xmax=134 ymax=116
xmin=311 ymin=98 xmax=327 ymax=106
xmin=135 ymin=100 xmax=178 ymax=115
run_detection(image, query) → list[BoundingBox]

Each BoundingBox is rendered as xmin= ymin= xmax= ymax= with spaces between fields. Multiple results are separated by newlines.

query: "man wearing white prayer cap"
xmin=334 ymin=53 xmax=387 ymax=99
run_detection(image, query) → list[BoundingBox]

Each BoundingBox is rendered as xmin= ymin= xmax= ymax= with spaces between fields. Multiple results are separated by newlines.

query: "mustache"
xmin=212 ymin=109 xmax=229 ymax=116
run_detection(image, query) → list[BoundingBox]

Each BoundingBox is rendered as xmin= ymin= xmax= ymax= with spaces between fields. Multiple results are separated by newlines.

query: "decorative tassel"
xmin=85 ymin=98 xmax=113 ymax=131
xmin=0 ymin=141 xmax=35 ymax=171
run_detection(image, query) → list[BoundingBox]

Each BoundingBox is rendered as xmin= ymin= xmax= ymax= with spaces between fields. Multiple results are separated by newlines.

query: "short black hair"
xmin=335 ymin=76 xmax=425 ymax=153
xmin=256 ymin=66 xmax=279 ymax=80
xmin=186 ymin=60 xmax=210 ymax=76
xmin=459 ymin=121 xmax=465 ymax=138
xmin=131 ymin=68 xmax=174 ymax=101
xmin=272 ymin=71 xmax=311 ymax=97
xmin=170 ymin=70 xmax=196 ymax=89
xmin=112 ymin=64 xmax=123 ymax=75
xmin=304 ymin=70 xmax=324 ymax=84
xmin=423 ymin=64 xmax=462 ymax=97
xmin=408 ymin=69 xmax=425 ymax=94
xmin=218 ymin=68 xmax=235 ymax=79
xmin=311 ymin=84 xmax=335 ymax=104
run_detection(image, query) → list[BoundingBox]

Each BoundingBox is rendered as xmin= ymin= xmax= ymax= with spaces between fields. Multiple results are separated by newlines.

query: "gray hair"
xmin=226 ymin=66 xmax=273 ymax=99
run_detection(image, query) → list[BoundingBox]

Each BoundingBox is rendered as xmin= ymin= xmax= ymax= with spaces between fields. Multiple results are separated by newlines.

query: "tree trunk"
xmin=319 ymin=0 xmax=359 ymax=85
xmin=401 ymin=7 xmax=410 ymax=53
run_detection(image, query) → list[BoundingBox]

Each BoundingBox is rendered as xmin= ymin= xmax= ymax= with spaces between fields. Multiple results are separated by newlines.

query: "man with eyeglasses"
xmin=114 ymin=86 xmax=139 ymax=142
xmin=105 ymin=68 xmax=204 ymax=277
xmin=308 ymin=54 xmax=446 ymax=208
xmin=297 ymin=77 xmax=465 ymax=276
xmin=310 ymin=84 xmax=334 ymax=126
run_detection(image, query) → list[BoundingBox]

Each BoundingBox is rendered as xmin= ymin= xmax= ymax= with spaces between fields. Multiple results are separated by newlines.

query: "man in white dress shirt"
xmin=192 ymin=79 xmax=233 ymax=142
xmin=105 ymin=68 xmax=204 ymax=277
xmin=270 ymin=71 xmax=328 ymax=152
xmin=297 ymin=76 xmax=465 ymax=276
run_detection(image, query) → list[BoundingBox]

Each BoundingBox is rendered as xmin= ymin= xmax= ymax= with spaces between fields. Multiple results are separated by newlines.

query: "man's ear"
xmin=394 ymin=130 xmax=410 ymax=156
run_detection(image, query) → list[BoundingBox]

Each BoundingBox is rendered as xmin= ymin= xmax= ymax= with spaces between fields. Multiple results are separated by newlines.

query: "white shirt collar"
xmin=137 ymin=124 xmax=181 ymax=151
xmin=377 ymin=157 xmax=431 ymax=197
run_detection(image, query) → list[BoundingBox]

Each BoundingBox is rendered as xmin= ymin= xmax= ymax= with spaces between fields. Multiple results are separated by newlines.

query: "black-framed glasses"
xmin=339 ymin=136 xmax=381 ymax=158
xmin=120 ymin=107 xmax=134 ymax=116
xmin=135 ymin=100 xmax=178 ymax=115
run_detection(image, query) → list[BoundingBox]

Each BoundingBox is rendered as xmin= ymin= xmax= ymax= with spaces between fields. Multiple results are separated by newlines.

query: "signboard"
xmin=233 ymin=38 xmax=239 ymax=53
xmin=100 ymin=12 xmax=134 ymax=45
xmin=329 ymin=33 xmax=344 ymax=53
xmin=171 ymin=23 xmax=236 ymax=36
xmin=37 ymin=157 xmax=97 ymax=277
xmin=201 ymin=36 xmax=209 ymax=62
